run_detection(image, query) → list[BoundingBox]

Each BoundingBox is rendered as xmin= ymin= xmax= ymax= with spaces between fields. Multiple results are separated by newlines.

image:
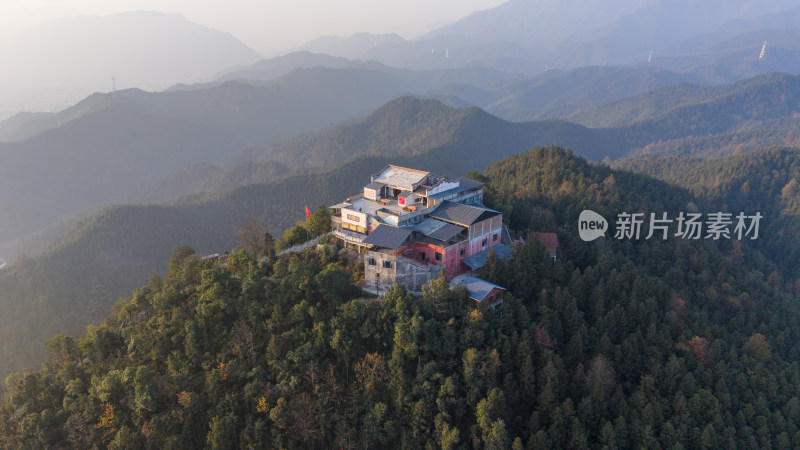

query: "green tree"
xmin=743 ymin=333 xmax=771 ymax=362
xmin=306 ymin=205 xmax=332 ymax=237
xmin=235 ymin=216 xmax=273 ymax=257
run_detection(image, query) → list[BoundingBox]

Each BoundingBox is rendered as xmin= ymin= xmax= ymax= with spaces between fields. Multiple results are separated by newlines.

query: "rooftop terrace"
xmin=372 ymin=165 xmax=429 ymax=190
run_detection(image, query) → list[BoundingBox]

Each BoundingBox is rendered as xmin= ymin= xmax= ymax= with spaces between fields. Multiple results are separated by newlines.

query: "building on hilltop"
xmin=330 ymin=165 xmax=511 ymax=295
xmin=535 ymin=232 xmax=559 ymax=263
xmin=450 ymin=276 xmax=505 ymax=309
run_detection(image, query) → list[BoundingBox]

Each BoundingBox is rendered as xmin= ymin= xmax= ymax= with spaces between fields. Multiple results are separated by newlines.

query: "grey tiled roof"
xmin=428 ymin=223 xmax=464 ymax=242
xmin=452 ymin=276 xmax=505 ymax=302
xmin=430 ymin=201 xmax=500 ymax=226
xmin=412 ymin=218 xmax=465 ymax=243
xmin=457 ymin=177 xmax=484 ymax=190
xmin=413 ymin=218 xmax=448 ymax=236
xmin=362 ymin=225 xmax=412 ymax=249
xmin=461 ymin=243 xmax=514 ymax=270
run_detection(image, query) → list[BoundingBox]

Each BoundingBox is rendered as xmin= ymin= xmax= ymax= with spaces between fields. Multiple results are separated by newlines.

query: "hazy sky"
xmin=1 ymin=0 xmax=508 ymax=54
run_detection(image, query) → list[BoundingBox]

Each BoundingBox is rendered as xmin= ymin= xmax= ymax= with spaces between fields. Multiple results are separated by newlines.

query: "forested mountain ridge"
xmin=143 ymin=97 xmax=621 ymax=201
xmin=0 ymin=204 xmax=236 ymax=377
xmin=2 ymin=147 xmax=799 ymax=448
xmin=0 ymin=97 xmax=244 ymax=247
xmin=3 ymin=87 xmax=800 ymax=378
xmin=0 ymin=69 xmax=448 ymax=256
xmin=616 ymin=147 xmax=800 ymax=275
xmin=4 ymin=68 xmax=799 ymax=259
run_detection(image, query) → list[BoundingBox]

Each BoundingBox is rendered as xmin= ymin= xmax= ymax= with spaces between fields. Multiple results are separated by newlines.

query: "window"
xmin=482 ymin=238 xmax=487 ymax=248
xmin=419 ymin=252 xmax=425 ymax=261
xmin=493 ymin=234 xmax=498 ymax=242
xmin=460 ymin=248 xmax=465 ymax=256
xmin=368 ymin=257 xmax=376 ymax=266
xmin=343 ymin=223 xmax=365 ymax=234
xmin=382 ymin=260 xmax=392 ymax=269
xmin=435 ymin=252 xmax=442 ymax=261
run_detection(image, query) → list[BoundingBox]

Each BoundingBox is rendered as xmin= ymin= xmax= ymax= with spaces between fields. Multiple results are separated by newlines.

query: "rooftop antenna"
xmin=111 ymin=76 xmax=116 ymax=95
xmin=759 ymin=41 xmax=767 ymax=59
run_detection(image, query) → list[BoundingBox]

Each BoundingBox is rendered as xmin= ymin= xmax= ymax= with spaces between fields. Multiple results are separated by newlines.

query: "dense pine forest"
xmin=2 ymin=147 xmax=799 ymax=448
xmin=617 ymin=147 xmax=800 ymax=276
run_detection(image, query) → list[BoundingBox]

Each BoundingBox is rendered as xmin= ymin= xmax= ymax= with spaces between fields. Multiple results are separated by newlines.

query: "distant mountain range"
xmin=429 ymin=65 xmax=698 ymax=121
xmin=0 ymin=11 xmax=261 ymax=120
xmin=289 ymin=33 xmax=407 ymax=60
xmin=5 ymin=70 xmax=800 ymax=260
xmin=290 ymin=0 xmax=800 ymax=81
xmin=4 ymin=0 xmax=800 ymax=122
xmin=0 ymin=65 xmax=514 ymax=256
xmin=22 ymin=70 xmax=800 ymax=256
xmin=535 ymin=71 xmax=800 ymax=127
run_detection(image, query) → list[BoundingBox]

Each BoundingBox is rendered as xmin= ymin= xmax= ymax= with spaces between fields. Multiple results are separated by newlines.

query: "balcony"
xmin=333 ymin=229 xmax=366 ymax=245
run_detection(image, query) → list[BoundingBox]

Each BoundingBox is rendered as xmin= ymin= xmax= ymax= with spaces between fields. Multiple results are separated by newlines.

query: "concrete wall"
xmin=395 ymin=256 xmax=443 ymax=294
xmin=467 ymin=216 xmax=503 ymax=255
xmin=342 ymin=208 xmax=368 ymax=233
xmin=438 ymin=188 xmax=483 ymax=205
xmin=428 ymin=180 xmax=459 ymax=196
xmin=364 ymin=187 xmax=379 ymax=201
xmin=364 ymin=249 xmax=397 ymax=293
xmin=364 ymin=250 xmax=442 ymax=295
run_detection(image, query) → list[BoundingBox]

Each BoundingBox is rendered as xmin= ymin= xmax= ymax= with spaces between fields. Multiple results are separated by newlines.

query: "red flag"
xmin=305 ymin=205 xmax=311 ymax=218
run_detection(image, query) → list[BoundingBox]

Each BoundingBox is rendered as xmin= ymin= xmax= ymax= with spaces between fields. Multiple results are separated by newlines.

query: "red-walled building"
xmin=330 ymin=165 xmax=511 ymax=294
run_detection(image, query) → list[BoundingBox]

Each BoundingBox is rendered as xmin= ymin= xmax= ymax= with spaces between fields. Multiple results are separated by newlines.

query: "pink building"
xmin=330 ymin=165 xmax=511 ymax=294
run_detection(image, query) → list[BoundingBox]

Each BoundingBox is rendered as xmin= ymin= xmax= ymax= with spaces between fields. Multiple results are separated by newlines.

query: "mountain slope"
xmin=0 ymin=69 xmax=441 ymax=254
xmin=152 ymin=73 xmax=800 ymax=201
xmin=208 ymin=51 xmax=393 ymax=84
xmin=7 ymin=142 xmax=800 ymax=380
xmin=537 ymin=0 xmax=798 ymax=69
xmin=648 ymin=29 xmax=800 ymax=84
xmin=0 ymin=97 xmax=243 ymax=246
xmin=423 ymin=0 xmax=655 ymax=45
xmin=617 ymin=147 xmax=800 ymax=274
xmin=539 ymin=71 xmax=800 ymax=127
xmin=291 ymin=32 xmax=407 ymax=59
xmin=431 ymin=65 xmax=696 ymax=122
xmin=4 ymin=147 xmax=800 ymax=448
xmin=3 ymin=122 xmax=800 ymax=379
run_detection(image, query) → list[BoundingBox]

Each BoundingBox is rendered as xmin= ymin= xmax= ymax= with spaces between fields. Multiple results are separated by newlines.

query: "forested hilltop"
xmin=616 ymin=147 xmax=800 ymax=275
xmin=2 ymin=147 xmax=799 ymax=448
